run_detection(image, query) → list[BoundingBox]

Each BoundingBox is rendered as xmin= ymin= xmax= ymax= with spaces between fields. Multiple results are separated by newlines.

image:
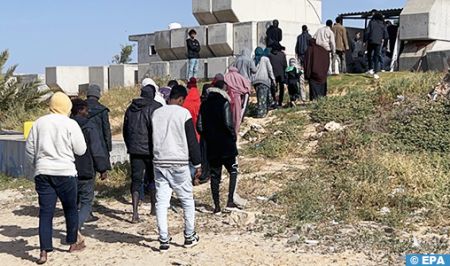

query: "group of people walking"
xmin=24 ymin=11 xmax=398 ymax=264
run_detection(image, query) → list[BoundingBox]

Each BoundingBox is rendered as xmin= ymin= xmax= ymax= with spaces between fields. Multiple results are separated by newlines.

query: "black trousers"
xmin=209 ymin=157 xmax=238 ymax=207
xmin=130 ymin=154 xmax=154 ymax=195
xmin=367 ymin=43 xmax=381 ymax=73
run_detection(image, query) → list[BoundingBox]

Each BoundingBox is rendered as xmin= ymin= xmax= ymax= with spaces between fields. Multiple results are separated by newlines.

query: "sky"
xmin=1 ymin=0 xmax=406 ymax=74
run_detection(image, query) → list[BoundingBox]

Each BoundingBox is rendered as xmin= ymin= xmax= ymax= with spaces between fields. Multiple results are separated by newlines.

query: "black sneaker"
xmin=225 ymin=202 xmax=242 ymax=212
xmin=184 ymin=232 xmax=200 ymax=248
xmin=85 ymin=214 xmax=99 ymax=224
xmin=159 ymin=237 xmax=172 ymax=253
xmin=213 ymin=206 xmax=222 ymax=215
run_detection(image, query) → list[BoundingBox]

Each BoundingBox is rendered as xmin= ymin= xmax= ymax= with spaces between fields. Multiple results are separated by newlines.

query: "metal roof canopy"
xmin=339 ymin=8 xmax=403 ymax=20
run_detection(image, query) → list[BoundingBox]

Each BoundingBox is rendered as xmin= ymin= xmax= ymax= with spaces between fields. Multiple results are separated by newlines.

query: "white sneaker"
xmin=366 ymin=69 xmax=374 ymax=75
xmin=374 ymin=74 xmax=380 ymax=80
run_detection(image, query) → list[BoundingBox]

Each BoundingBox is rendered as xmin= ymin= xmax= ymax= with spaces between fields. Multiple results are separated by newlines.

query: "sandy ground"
xmin=0 ymin=188 xmax=375 ymax=266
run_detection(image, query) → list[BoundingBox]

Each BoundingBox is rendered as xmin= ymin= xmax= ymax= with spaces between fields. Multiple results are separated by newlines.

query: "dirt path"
xmin=0 ymin=112 xmax=375 ymax=266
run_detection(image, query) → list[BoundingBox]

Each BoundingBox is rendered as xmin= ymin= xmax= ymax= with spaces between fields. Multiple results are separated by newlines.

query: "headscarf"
xmin=254 ymin=47 xmax=264 ymax=66
xmin=286 ymin=58 xmax=298 ymax=72
xmin=224 ymin=66 xmax=251 ymax=95
xmin=49 ymin=92 xmax=72 ymax=116
xmin=187 ymin=77 xmax=197 ymax=89
xmin=263 ymin=48 xmax=271 ymax=57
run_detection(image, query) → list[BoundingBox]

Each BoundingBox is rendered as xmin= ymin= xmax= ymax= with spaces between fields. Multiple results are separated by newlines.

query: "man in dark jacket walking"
xmin=269 ymin=45 xmax=288 ymax=107
xmin=123 ymin=84 xmax=163 ymax=222
xmin=295 ymin=25 xmax=312 ymax=66
xmin=71 ymin=99 xmax=109 ymax=241
xmin=186 ymin=29 xmax=201 ymax=79
xmin=266 ymin=20 xmax=283 ymax=49
xmin=364 ymin=12 xmax=388 ymax=79
xmin=197 ymin=80 xmax=240 ymax=214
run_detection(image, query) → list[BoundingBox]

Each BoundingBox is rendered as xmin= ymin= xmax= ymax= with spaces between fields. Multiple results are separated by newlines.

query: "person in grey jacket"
xmin=233 ymin=48 xmax=257 ymax=81
xmin=253 ymin=47 xmax=275 ymax=118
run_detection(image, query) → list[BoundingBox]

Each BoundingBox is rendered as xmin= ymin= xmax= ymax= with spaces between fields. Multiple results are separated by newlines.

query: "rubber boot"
xmin=131 ymin=191 xmax=140 ymax=223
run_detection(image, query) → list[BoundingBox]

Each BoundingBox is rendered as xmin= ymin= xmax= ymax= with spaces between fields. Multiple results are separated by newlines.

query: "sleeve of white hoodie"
xmin=70 ymin=121 xmax=87 ymax=156
xmin=25 ymin=125 xmax=37 ymax=166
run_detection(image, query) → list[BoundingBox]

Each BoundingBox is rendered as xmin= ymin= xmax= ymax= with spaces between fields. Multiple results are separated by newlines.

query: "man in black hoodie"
xmin=364 ymin=12 xmax=388 ymax=79
xmin=197 ymin=80 xmax=240 ymax=214
xmin=71 ymin=99 xmax=110 ymax=242
xmin=123 ymin=84 xmax=163 ymax=223
xmin=186 ymin=29 xmax=201 ymax=79
xmin=266 ymin=20 xmax=283 ymax=49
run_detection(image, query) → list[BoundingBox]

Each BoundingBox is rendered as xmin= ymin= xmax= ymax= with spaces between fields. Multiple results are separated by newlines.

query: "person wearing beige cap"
xmin=25 ymin=92 xmax=87 ymax=264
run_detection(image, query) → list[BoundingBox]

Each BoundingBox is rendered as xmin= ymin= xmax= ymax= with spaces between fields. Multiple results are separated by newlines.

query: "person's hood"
xmin=255 ymin=47 xmax=264 ymax=57
xmin=187 ymin=77 xmax=197 ymax=89
xmin=289 ymin=58 xmax=297 ymax=67
xmin=49 ymin=92 xmax=72 ymax=116
xmin=87 ymin=99 xmax=109 ymax=118
xmin=73 ymin=115 xmax=91 ymax=128
xmin=240 ymin=48 xmax=252 ymax=58
xmin=207 ymin=87 xmax=231 ymax=102
xmin=142 ymin=78 xmax=159 ymax=90
xmin=129 ymin=97 xmax=153 ymax=112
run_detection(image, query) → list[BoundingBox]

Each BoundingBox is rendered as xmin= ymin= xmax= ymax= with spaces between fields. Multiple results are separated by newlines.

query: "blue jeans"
xmin=154 ymin=165 xmax=195 ymax=241
xmin=187 ymin=58 xmax=199 ymax=79
xmin=77 ymin=178 xmax=94 ymax=229
xmin=35 ymin=175 xmax=79 ymax=251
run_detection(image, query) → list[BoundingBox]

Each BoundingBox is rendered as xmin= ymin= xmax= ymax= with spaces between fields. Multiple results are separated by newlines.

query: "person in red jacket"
xmin=183 ymin=77 xmax=201 ymax=141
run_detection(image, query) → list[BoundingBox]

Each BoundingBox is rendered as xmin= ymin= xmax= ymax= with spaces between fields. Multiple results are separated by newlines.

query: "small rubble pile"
xmin=428 ymin=73 xmax=450 ymax=101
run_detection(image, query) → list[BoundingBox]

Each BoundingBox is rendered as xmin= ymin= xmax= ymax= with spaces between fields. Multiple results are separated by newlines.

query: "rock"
xmin=384 ymin=227 xmax=395 ymax=234
xmin=305 ymin=239 xmax=319 ymax=245
xmin=412 ymin=236 xmax=421 ymax=248
xmin=287 ymin=234 xmax=300 ymax=244
xmin=229 ymin=211 xmax=258 ymax=226
xmin=324 ymin=121 xmax=344 ymax=132
xmin=274 ymin=130 xmax=283 ymax=135
xmin=380 ymin=207 xmax=391 ymax=215
xmin=251 ymin=124 xmax=266 ymax=134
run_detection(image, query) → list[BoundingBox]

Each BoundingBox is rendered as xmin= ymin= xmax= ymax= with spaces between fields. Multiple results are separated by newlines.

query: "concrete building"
xmin=130 ymin=0 xmax=323 ymax=80
xmin=399 ymin=0 xmax=450 ymax=71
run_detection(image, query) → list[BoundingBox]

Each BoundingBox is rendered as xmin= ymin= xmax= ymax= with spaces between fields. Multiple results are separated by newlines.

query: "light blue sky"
xmin=1 ymin=0 xmax=406 ymax=73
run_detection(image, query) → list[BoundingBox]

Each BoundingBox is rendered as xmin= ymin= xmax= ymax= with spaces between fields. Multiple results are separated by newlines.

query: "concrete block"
xmin=45 ymin=66 xmax=89 ymax=96
xmin=109 ymin=64 xmax=138 ymax=88
xmin=399 ymin=40 xmax=450 ymax=71
xmin=138 ymin=62 xmax=170 ymax=81
xmin=233 ymin=22 xmax=258 ymax=56
xmin=155 ymin=30 xmax=177 ymax=61
xmin=212 ymin=0 xmax=322 ymax=25
xmin=129 ymin=33 xmax=162 ymax=64
xmin=207 ymin=57 xmax=235 ymax=78
xmin=400 ymin=0 xmax=450 ymax=41
xmin=171 ymin=26 xmax=213 ymax=59
xmin=0 ymin=134 xmax=129 ymax=178
xmin=208 ymin=23 xmax=234 ymax=57
xmin=89 ymin=66 xmax=109 ymax=92
xmin=193 ymin=0 xmax=218 ymax=25
xmin=170 ymin=59 xmax=207 ymax=80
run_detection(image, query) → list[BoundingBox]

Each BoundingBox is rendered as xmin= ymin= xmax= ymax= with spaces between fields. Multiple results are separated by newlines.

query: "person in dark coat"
xmin=364 ymin=12 xmax=388 ymax=79
xmin=85 ymin=84 xmax=112 ymax=222
xmin=71 ymin=99 xmax=109 ymax=241
xmin=269 ymin=45 xmax=288 ymax=107
xmin=266 ymin=20 xmax=283 ymax=49
xmin=295 ymin=25 xmax=312 ymax=66
xmin=123 ymin=85 xmax=163 ymax=222
xmin=305 ymin=38 xmax=330 ymax=100
xmin=197 ymin=80 xmax=240 ymax=214
xmin=386 ymin=20 xmax=398 ymax=58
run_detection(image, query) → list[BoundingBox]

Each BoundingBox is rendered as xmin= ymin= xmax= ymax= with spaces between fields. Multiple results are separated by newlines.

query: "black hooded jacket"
xmin=197 ymin=88 xmax=238 ymax=161
xmin=87 ymin=99 xmax=112 ymax=152
xmin=269 ymin=50 xmax=288 ymax=82
xmin=123 ymin=86 xmax=162 ymax=155
xmin=73 ymin=115 xmax=111 ymax=179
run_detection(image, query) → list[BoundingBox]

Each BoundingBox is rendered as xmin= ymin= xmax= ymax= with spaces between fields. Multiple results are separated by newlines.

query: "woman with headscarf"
xmin=224 ymin=66 xmax=251 ymax=136
xmin=305 ymin=38 xmax=330 ymax=100
xmin=252 ymin=47 xmax=275 ymax=118
xmin=233 ymin=48 xmax=256 ymax=81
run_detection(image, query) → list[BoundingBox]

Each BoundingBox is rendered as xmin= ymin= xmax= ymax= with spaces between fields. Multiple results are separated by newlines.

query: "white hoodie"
xmin=25 ymin=114 xmax=87 ymax=177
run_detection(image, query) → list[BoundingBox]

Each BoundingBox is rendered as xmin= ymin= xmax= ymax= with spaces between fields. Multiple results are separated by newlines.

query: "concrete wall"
xmin=129 ymin=33 xmax=162 ymax=64
xmin=0 ymin=135 xmax=128 ymax=178
xmin=138 ymin=62 xmax=170 ymax=81
xmin=400 ymin=0 xmax=450 ymax=41
xmin=193 ymin=0 xmax=218 ymax=25
xmin=208 ymin=23 xmax=234 ymax=57
xmin=109 ymin=64 xmax=138 ymax=88
xmin=46 ymin=66 xmax=89 ymax=96
xmin=207 ymin=57 xmax=235 ymax=78
xmin=399 ymin=40 xmax=450 ymax=71
xmin=169 ymin=59 xmax=207 ymax=80
xmin=234 ymin=22 xmax=258 ymax=56
xmin=89 ymin=66 xmax=109 ymax=93
xmin=211 ymin=0 xmax=322 ymax=25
